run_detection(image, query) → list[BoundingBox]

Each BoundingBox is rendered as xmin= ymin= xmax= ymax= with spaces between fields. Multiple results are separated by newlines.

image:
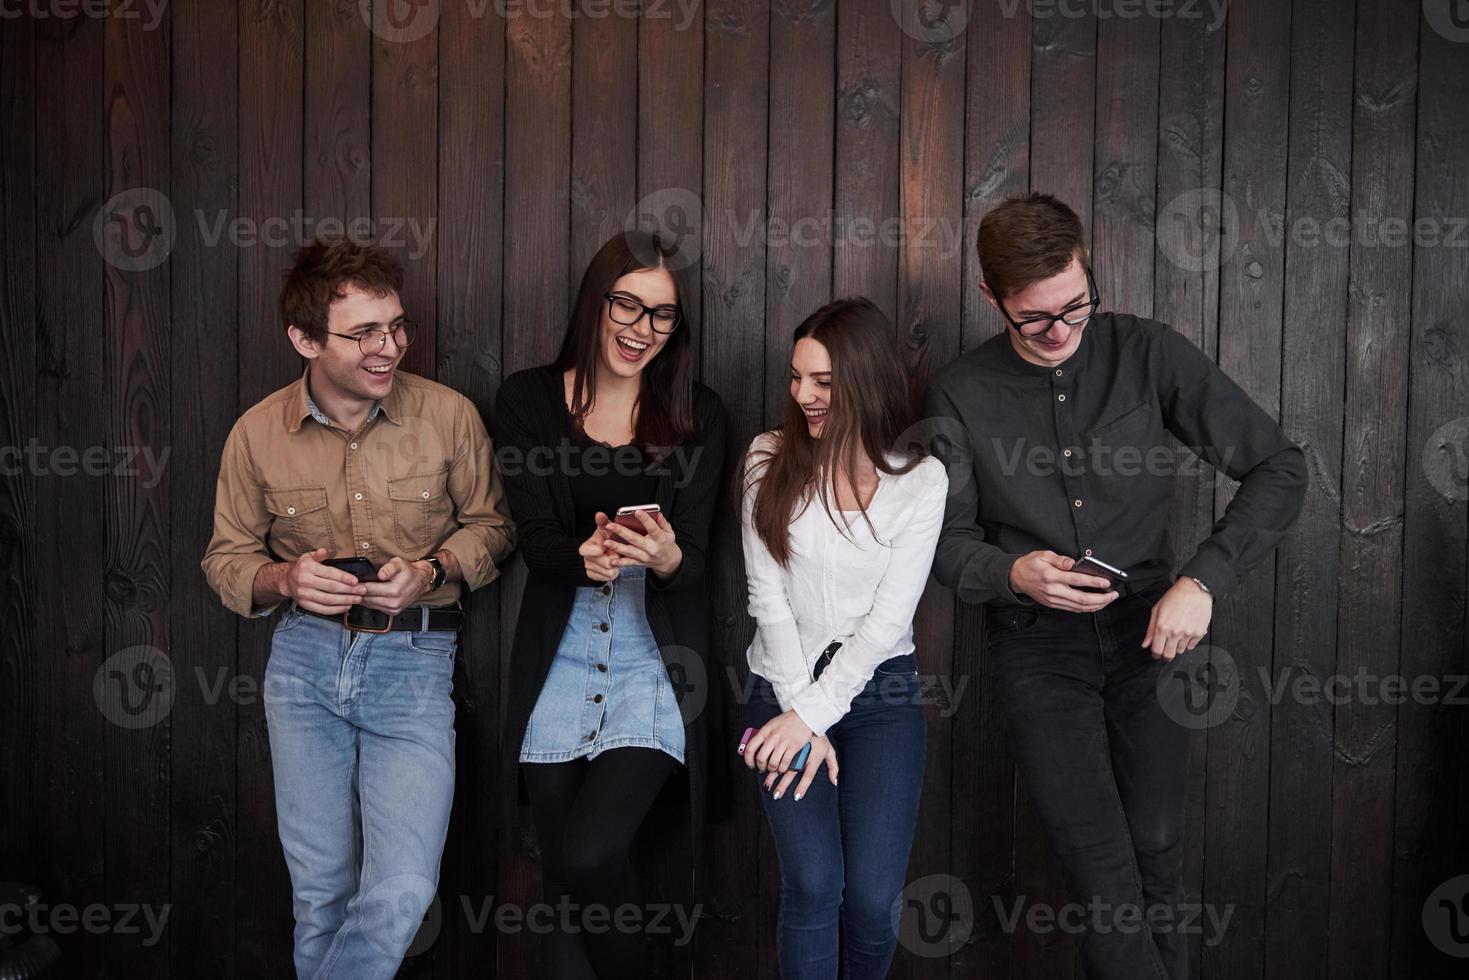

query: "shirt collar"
xmin=286 ymin=368 xmax=399 ymax=432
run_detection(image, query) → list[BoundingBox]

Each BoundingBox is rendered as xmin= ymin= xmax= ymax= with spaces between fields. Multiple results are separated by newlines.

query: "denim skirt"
xmin=519 ymin=565 xmax=686 ymax=764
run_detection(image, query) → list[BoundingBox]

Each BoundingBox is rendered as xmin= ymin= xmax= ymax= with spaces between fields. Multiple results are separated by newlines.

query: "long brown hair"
xmin=744 ymin=298 xmax=923 ymax=566
xmin=553 ymin=230 xmax=697 ymax=450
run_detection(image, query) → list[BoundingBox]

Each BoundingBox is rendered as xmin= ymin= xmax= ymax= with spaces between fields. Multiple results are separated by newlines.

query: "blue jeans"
xmin=263 ymin=605 xmax=458 ymax=980
xmin=747 ymin=654 xmax=926 ymax=980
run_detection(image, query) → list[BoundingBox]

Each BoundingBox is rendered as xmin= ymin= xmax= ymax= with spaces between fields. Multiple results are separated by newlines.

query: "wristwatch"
xmin=421 ymin=554 xmax=447 ymax=590
xmin=1188 ymin=576 xmax=1212 ymax=596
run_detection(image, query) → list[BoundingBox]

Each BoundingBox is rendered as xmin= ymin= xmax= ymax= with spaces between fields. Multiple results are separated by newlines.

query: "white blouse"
xmin=740 ymin=430 xmax=949 ymax=736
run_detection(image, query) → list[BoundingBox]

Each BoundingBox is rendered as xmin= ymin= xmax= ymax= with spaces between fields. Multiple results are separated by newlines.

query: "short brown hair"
xmin=976 ymin=192 xmax=1088 ymax=300
xmin=279 ymin=234 xmax=405 ymax=342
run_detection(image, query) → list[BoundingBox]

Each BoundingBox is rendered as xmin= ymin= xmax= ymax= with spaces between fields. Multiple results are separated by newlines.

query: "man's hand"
xmin=579 ymin=513 xmax=621 ymax=583
xmin=740 ymin=708 xmax=814 ymax=776
xmin=1142 ymin=577 xmax=1213 ymax=660
xmin=280 ymin=548 xmax=368 ymax=615
xmin=1009 ymin=550 xmax=1119 ymax=612
xmin=360 ymin=556 xmax=435 ymax=615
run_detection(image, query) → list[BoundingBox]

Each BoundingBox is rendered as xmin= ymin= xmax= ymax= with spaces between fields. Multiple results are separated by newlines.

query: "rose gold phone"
xmin=614 ymin=503 xmax=661 ymax=531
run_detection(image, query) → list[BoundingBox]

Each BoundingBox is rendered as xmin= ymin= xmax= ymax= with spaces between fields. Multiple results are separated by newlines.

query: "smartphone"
xmin=789 ymin=742 xmax=813 ymax=772
xmin=1074 ymin=554 xmax=1127 ymax=593
xmin=614 ymin=503 xmax=661 ymax=530
xmin=322 ymin=556 xmax=379 ymax=583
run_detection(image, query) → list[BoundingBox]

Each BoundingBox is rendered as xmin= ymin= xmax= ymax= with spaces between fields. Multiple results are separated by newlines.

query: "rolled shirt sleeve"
xmin=438 ymin=394 xmax=517 ymax=590
xmin=200 ymin=423 xmax=279 ymax=618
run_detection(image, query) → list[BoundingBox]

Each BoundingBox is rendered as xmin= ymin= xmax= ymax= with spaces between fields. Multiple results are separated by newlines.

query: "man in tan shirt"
xmin=201 ymin=234 xmax=514 ymax=979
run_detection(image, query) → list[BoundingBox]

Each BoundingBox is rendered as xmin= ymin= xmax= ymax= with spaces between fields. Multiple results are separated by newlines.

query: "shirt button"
xmin=1063 ymin=449 xmax=1073 ymax=457
xmin=286 ymin=507 xmax=296 ymax=515
xmin=599 ymin=623 xmax=609 ymax=633
xmin=354 ymin=492 xmax=363 ymax=501
xmin=1057 ymin=394 xmax=1066 ymax=402
xmin=1074 ymin=499 xmax=1083 ymax=507
xmin=361 ymin=542 xmax=370 ymax=550
xmin=597 ymin=663 xmax=608 ymax=672
xmin=1085 ymin=548 xmax=1093 ymax=556
xmin=593 ymin=694 xmax=604 ymax=703
xmin=588 ymin=730 xmax=597 ymax=740
xmin=421 ymin=491 xmax=430 ymax=499
xmin=350 ymin=442 xmax=358 ymax=450
xmin=1055 ymin=368 xmax=1063 ymax=376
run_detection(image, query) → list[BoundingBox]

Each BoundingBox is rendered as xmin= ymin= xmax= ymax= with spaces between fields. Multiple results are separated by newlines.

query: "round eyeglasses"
xmin=325 ymin=320 xmax=416 ymax=356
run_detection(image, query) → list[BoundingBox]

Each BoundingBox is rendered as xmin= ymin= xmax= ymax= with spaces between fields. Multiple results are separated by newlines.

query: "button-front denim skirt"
xmin=520 ymin=566 xmax=685 ymax=764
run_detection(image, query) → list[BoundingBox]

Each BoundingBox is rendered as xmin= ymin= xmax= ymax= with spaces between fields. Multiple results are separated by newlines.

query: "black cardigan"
xmin=494 ymin=365 xmax=729 ymax=865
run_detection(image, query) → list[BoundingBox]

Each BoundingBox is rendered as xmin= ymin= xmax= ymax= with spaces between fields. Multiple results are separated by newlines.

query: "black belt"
xmin=298 ymin=603 xmax=464 ymax=634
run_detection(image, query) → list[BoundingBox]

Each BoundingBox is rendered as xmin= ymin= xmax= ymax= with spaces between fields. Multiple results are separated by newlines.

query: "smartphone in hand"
xmin=1074 ymin=554 xmax=1127 ymax=593
xmin=614 ymin=503 xmax=661 ymax=531
xmin=322 ymin=556 xmax=379 ymax=582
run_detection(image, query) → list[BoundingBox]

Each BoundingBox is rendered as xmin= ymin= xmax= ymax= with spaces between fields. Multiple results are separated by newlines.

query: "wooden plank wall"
xmin=1 ymin=1 xmax=1466 ymax=977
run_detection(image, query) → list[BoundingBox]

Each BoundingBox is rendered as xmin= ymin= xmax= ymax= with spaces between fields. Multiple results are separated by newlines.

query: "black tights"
xmin=522 ymin=747 xmax=677 ymax=980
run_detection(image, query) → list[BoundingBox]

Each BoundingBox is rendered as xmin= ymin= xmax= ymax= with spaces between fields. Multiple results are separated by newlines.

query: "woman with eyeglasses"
xmin=495 ymin=231 xmax=727 ymax=979
xmin=738 ymin=298 xmax=947 ymax=979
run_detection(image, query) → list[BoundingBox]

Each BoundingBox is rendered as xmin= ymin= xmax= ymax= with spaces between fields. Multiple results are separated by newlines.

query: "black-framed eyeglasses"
xmin=605 ymin=293 xmax=681 ymax=335
xmin=326 ymin=320 xmax=416 ymax=356
xmin=999 ymin=268 xmax=1100 ymax=337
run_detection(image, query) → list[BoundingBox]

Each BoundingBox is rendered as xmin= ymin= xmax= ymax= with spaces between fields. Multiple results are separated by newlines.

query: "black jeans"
xmin=988 ymin=582 xmax=1188 ymax=980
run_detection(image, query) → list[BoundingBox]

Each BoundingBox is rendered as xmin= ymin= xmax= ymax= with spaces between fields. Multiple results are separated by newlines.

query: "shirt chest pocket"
xmin=387 ymin=471 xmax=453 ymax=556
xmin=1086 ymin=399 xmax=1165 ymax=503
xmin=263 ymin=486 xmax=336 ymax=558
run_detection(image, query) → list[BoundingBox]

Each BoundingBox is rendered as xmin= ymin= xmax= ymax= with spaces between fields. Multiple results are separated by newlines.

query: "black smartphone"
xmin=322 ymin=556 xmax=379 ymax=583
xmin=1074 ymin=555 xmax=1127 ymax=593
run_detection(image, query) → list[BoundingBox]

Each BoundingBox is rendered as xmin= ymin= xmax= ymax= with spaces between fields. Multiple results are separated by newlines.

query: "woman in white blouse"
xmin=738 ymin=297 xmax=948 ymax=979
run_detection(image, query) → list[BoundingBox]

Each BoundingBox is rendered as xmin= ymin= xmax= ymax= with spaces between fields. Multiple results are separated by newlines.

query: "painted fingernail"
xmin=793 ymin=792 xmax=802 ymax=801
xmin=773 ymin=790 xmax=782 ymax=800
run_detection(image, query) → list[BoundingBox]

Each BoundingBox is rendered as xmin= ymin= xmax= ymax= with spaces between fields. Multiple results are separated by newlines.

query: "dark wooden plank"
xmin=371 ymin=0 xmax=437 ymax=379
xmin=499 ymin=5 xmax=573 ymax=977
xmin=1092 ymin=9 xmax=1158 ymax=317
xmin=305 ymin=0 xmax=371 ymax=223
xmin=1262 ymin=2 xmax=1354 ymax=976
xmin=32 ymin=10 xmax=109 ymax=977
xmin=954 ymin=2 xmax=1030 ymax=975
xmin=892 ymin=3 xmax=966 ymax=977
xmin=1021 ymin=5 xmax=1097 ymax=977
xmin=1151 ymin=11 xmax=1226 ymax=977
xmin=1204 ymin=1 xmax=1291 ymax=977
xmin=434 ymin=0 xmax=506 ymax=974
xmin=1327 ymin=0 xmax=1418 ymax=974
xmin=699 ymin=2 xmax=769 ymax=976
xmin=169 ymin=0 xmax=242 ymax=974
xmin=101 ymin=3 xmax=173 ymax=974
xmin=236 ymin=0 xmax=304 ymax=972
xmin=570 ymin=1 xmax=636 ymax=281
xmin=1391 ymin=6 xmax=1469 ymax=972
xmin=833 ymin=0 xmax=901 ymax=321
xmin=0 ymin=10 xmax=37 ymax=886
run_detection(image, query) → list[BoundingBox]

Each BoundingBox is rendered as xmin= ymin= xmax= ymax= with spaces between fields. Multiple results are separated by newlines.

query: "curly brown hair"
xmin=278 ymin=234 xmax=405 ymax=343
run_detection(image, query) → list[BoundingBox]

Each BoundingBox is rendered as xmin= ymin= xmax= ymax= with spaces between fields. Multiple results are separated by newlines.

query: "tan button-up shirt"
xmin=202 ymin=370 xmax=516 ymax=617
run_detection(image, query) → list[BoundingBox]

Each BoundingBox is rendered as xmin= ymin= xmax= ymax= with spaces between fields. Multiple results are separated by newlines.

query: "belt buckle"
xmin=341 ymin=609 xmax=395 ymax=634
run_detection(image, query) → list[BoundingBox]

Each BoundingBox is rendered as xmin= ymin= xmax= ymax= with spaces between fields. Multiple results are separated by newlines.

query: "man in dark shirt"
xmin=927 ymin=193 xmax=1306 ymax=979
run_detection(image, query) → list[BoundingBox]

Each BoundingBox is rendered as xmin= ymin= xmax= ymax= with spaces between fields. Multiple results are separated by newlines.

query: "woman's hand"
xmin=579 ymin=513 xmax=620 ymax=582
xmin=763 ymin=735 xmax=839 ymax=801
xmin=740 ymin=708 xmax=814 ymax=778
xmin=603 ymin=509 xmax=683 ymax=579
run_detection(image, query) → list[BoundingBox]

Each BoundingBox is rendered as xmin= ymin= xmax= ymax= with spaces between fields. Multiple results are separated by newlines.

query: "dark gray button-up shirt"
xmin=926 ymin=312 xmax=1308 ymax=605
